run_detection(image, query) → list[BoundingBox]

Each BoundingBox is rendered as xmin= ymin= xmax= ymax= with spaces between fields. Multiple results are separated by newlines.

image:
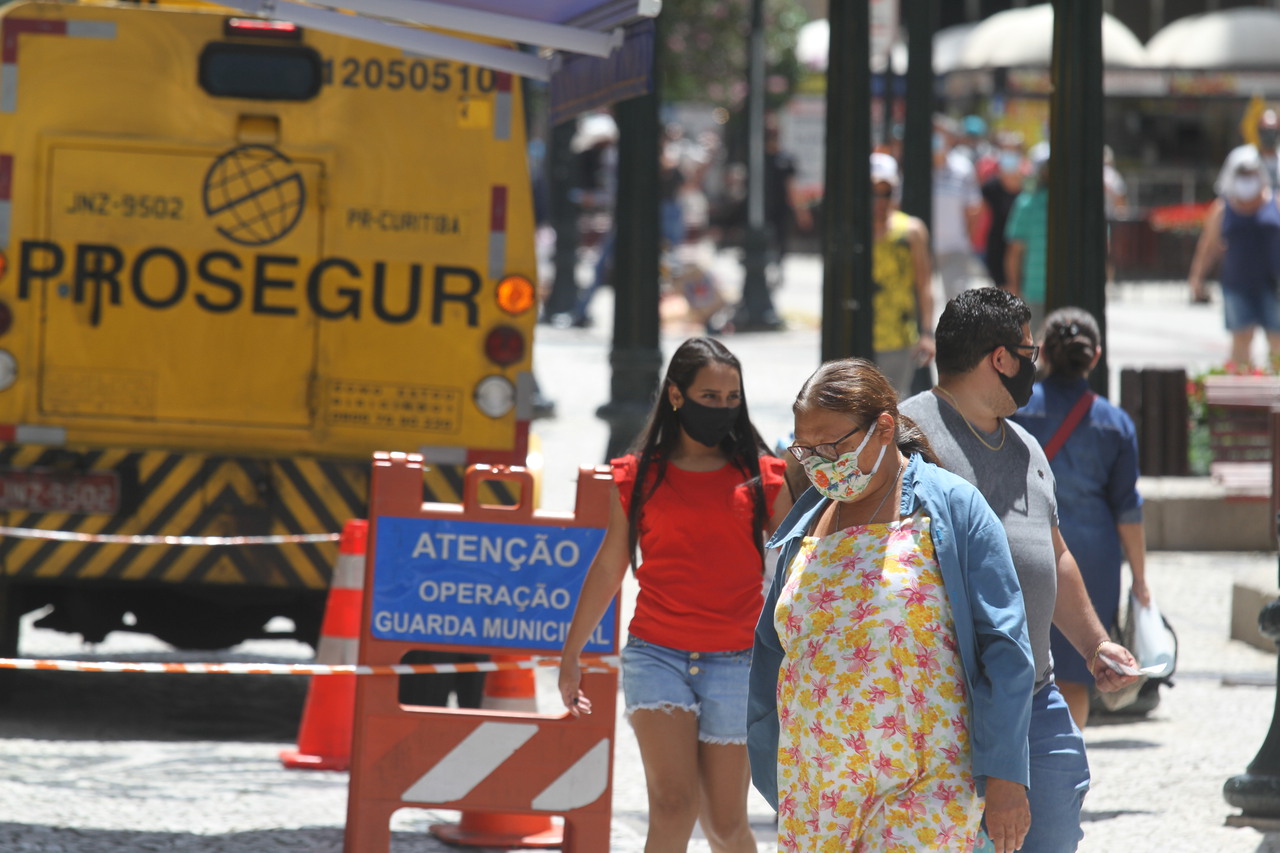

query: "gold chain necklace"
xmin=935 ymin=386 xmax=1006 ymax=452
xmin=838 ymin=459 xmax=905 ymax=528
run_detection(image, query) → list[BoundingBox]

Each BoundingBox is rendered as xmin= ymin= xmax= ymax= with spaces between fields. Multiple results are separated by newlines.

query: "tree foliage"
xmin=659 ymin=0 xmax=807 ymax=108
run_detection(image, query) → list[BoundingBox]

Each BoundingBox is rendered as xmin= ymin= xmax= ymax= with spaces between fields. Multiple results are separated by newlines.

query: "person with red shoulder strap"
xmin=1011 ymin=307 xmax=1151 ymax=729
xmin=559 ymin=336 xmax=793 ymax=852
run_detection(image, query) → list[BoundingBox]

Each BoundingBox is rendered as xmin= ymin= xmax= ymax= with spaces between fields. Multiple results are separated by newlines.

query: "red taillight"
xmin=0 ymin=301 xmax=12 ymax=337
xmin=484 ymin=326 xmax=525 ymax=367
xmin=225 ymin=18 xmax=302 ymax=39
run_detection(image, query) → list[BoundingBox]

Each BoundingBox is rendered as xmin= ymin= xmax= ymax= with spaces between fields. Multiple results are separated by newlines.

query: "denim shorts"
xmin=620 ymin=634 xmax=752 ymax=745
xmin=1223 ymin=285 xmax=1280 ymax=332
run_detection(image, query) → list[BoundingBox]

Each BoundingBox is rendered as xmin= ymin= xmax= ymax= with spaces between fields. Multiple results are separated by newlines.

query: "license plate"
xmin=0 ymin=469 xmax=121 ymax=514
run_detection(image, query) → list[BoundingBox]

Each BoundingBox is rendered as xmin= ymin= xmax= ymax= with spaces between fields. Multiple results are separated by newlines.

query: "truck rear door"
xmin=37 ymin=142 xmax=324 ymax=429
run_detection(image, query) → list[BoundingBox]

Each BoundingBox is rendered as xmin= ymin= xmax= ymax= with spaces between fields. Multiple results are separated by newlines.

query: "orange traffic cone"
xmin=280 ymin=518 xmax=367 ymax=771
xmin=428 ymin=655 xmax=564 ymax=848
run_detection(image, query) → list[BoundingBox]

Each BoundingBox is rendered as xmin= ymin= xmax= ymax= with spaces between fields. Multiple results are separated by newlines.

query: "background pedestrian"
xmin=1005 ymin=142 xmax=1051 ymax=331
xmin=1188 ymin=145 xmax=1280 ymax=370
xmin=1011 ymin=307 xmax=1150 ymax=728
xmin=932 ymin=114 xmax=984 ymax=304
xmin=869 ymin=152 xmax=935 ymax=396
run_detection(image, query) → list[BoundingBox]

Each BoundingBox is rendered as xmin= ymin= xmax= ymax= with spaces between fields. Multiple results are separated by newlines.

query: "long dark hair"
xmin=793 ymin=357 xmax=939 ymax=465
xmin=625 ymin=337 xmax=772 ymax=570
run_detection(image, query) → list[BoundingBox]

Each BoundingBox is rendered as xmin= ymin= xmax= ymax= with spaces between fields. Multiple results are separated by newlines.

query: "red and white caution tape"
xmin=0 ymin=526 xmax=340 ymax=546
xmin=0 ymin=655 xmax=620 ymax=675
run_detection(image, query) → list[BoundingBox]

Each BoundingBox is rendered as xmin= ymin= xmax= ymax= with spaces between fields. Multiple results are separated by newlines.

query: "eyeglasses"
xmin=872 ymin=188 xmax=894 ymax=199
xmin=990 ymin=342 xmax=1040 ymax=362
xmin=788 ymin=424 xmax=863 ymax=462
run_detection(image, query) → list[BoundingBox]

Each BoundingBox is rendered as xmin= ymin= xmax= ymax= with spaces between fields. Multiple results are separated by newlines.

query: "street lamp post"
xmin=595 ymin=86 xmax=662 ymax=461
xmin=1048 ymin=0 xmax=1108 ymax=398
xmin=736 ymin=0 xmax=782 ymax=331
xmin=543 ymin=120 xmax=581 ymax=320
xmin=820 ymin=0 xmax=873 ymax=364
xmin=1224 ymin=508 xmax=1280 ymax=816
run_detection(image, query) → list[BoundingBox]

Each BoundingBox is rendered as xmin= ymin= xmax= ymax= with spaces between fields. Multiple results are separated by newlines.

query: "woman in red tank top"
xmin=560 ymin=336 xmax=793 ymax=852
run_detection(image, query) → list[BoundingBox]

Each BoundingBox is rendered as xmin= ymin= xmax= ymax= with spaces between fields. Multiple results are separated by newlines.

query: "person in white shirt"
xmin=932 ymin=114 xmax=983 ymax=303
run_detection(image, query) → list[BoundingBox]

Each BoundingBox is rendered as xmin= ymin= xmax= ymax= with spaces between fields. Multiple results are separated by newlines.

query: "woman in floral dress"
xmin=748 ymin=359 xmax=1036 ymax=853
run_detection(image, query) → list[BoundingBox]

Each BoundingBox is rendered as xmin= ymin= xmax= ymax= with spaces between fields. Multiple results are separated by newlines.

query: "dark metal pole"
xmin=1048 ymin=0 xmax=1108 ymax=398
xmin=1224 ymin=417 xmax=1280 ymax=812
xmin=543 ymin=119 xmax=581 ymax=319
xmin=736 ymin=0 xmax=781 ymax=331
xmin=595 ymin=44 xmax=663 ymax=461
xmin=1224 ymin=511 xmax=1280 ymax=816
xmin=821 ymin=0 xmax=873 ymax=363
xmin=900 ymin=0 xmax=935 ymax=232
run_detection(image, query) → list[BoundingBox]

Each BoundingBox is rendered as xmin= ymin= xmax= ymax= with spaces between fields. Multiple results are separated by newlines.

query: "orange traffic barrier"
xmin=280 ymin=518 xmax=367 ymax=771
xmin=344 ymin=458 xmax=618 ymax=853
xmin=429 ymin=654 xmax=562 ymax=847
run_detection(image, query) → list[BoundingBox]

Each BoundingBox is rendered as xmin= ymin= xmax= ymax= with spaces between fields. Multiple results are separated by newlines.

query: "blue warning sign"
xmin=370 ymin=516 xmax=613 ymax=652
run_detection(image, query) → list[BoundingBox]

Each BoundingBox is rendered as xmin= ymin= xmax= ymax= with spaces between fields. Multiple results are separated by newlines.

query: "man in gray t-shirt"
xmin=905 ymin=391 xmax=1059 ymax=686
xmin=900 ymin=287 xmax=1138 ymax=853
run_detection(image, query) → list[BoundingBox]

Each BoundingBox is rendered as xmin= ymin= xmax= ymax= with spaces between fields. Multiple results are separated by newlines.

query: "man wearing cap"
xmin=1005 ymin=141 xmax=1051 ymax=330
xmin=1188 ymin=145 xmax=1280 ymax=369
xmin=870 ymin=152 xmax=934 ymax=395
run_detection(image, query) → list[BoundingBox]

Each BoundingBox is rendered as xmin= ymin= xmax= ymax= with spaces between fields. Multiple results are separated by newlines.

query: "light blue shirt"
xmin=747 ymin=454 xmax=1035 ymax=809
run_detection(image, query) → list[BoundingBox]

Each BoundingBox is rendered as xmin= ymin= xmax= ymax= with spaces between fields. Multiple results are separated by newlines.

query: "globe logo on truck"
xmin=203 ymin=145 xmax=306 ymax=246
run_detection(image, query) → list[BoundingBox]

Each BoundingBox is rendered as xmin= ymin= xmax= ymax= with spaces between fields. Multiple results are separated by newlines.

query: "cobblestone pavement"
xmin=4 ymin=550 xmax=1280 ymax=851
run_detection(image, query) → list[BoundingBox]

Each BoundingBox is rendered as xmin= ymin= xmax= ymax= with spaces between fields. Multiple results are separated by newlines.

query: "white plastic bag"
xmin=1129 ymin=592 xmax=1177 ymax=679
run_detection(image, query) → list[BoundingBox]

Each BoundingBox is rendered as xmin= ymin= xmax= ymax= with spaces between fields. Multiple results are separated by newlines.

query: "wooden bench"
xmin=1202 ymin=375 xmax=1280 ymax=500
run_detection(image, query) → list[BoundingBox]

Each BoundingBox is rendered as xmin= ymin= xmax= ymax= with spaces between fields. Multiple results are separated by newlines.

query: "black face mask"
xmin=999 ymin=353 xmax=1037 ymax=409
xmin=675 ymin=398 xmax=739 ymax=447
xmin=1261 ymin=128 xmax=1279 ymax=149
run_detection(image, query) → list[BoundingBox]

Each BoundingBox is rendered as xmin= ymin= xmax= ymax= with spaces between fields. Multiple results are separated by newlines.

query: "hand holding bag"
xmin=1130 ymin=591 xmax=1177 ymax=679
xmin=1096 ymin=589 xmax=1177 ymax=712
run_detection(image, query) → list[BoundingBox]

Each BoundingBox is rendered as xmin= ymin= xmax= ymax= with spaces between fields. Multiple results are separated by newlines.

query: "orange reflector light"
xmin=484 ymin=326 xmax=525 ymax=367
xmin=495 ymin=275 xmax=536 ymax=316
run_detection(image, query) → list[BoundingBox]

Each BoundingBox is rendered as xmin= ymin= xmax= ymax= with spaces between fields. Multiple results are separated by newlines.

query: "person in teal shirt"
xmin=1005 ymin=142 xmax=1049 ymax=330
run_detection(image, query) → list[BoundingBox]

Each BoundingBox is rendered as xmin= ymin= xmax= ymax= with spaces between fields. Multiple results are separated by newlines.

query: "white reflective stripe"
xmin=417 ymin=445 xmax=467 ymax=464
xmin=493 ymin=89 xmax=511 ymax=142
xmin=531 ymin=738 xmax=611 ymax=811
xmin=331 ymin=553 xmax=364 ymax=590
xmin=66 ymin=21 xmax=116 ymax=39
xmin=314 ymin=635 xmax=358 ymax=666
xmin=515 ymin=371 xmax=535 ymax=420
xmin=402 ymin=722 xmax=538 ymax=803
xmin=1 ymin=63 xmax=17 ymax=113
xmin=15 ymin=425 xmax=66 ymax=444
xmin=488 ymin=230 xmax=506 ymax=282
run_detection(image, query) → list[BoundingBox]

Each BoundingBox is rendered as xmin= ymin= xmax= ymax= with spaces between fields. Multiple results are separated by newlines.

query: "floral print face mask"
xmin=801 ymin=425 xmax=887 ymax=502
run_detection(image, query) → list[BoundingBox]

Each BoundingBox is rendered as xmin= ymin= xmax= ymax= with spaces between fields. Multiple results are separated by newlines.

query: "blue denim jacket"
xmin=747 ymin=454 xmax=1034 ymax=809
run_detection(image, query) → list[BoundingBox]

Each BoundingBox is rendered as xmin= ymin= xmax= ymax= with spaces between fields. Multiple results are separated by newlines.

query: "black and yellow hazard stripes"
xmin=0 ymin=447 xmax=365 ymax=588
xmin=0 ymin=446 xmax=516 ymax=589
